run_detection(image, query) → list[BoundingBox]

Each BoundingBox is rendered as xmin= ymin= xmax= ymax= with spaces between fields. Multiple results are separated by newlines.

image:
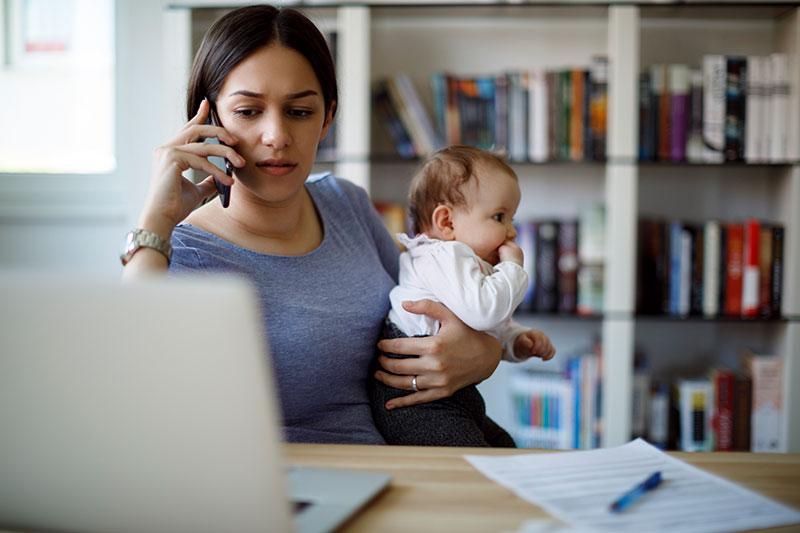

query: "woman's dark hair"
xmin=186 ymin=5 xmax=337 ymax=121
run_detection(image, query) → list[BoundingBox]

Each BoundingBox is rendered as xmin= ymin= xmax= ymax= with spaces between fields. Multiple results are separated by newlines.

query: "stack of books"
xmin=637 ymin=218 xmax=784 ymax=318
xmin=639 ymin=54 xmax=792 ymax=163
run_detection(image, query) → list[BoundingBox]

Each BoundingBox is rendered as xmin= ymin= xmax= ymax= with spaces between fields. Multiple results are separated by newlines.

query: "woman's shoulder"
xmin=306 ymin=172 xmax=371 ymax=214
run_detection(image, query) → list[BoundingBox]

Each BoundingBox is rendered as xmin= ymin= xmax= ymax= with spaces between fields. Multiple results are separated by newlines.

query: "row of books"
xmin=374 ymin=58 xmax=609 ymax=162
xmin=516 ymin=206 xmax=606 ymax=315
xmin=633 ymin=352 xmax=784 ymax=452
xmin=638 ymin=218 xmax=785 ymax=318
xmin=510 ymin=349 xmax=603 ymax=450
xmin=639 ymin=54 xmax=792 ymax=163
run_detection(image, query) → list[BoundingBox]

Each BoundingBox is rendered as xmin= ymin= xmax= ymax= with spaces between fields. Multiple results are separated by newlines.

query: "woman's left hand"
xmin=374 ymin=299 xmax=502 ymax=409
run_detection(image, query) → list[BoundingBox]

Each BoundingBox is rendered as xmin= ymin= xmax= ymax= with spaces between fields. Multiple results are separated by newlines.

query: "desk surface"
xmin=286 ymin=444 xmax=800 ymax=533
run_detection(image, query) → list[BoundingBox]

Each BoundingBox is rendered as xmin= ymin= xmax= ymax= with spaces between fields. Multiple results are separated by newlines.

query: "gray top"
xmin=170 ymin=174 xmax=399 ymax=444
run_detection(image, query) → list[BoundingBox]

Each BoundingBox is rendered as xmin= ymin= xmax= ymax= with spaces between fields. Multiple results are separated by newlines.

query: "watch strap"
xmin=120 ymin=228 xmax=173 ymax=266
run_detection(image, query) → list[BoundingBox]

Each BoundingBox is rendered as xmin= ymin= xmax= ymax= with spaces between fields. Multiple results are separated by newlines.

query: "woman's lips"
xmin=255 ymin=160 xmax=298 ymax=176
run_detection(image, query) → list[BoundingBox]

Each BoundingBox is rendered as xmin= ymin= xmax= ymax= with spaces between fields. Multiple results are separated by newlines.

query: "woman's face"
xmin=215 ymin=44 xmax=333 ymax=205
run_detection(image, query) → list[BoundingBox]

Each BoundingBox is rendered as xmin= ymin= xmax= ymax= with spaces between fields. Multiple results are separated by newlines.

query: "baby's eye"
xmin=492 ymin=213 xmax=505 ymax=222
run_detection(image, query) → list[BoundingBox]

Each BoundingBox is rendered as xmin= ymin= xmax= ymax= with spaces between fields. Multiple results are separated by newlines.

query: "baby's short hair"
xmin=408 ymin=145 xmax=517 ymax=234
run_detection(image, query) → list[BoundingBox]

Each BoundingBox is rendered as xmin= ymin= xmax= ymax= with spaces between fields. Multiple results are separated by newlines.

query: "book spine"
xmin=712 ymin=370 xmax=735 ymax=451
xmin=679 ymin=227 xmax=692 ymax=316
xmin=655 ymin=64 xmax=671 ymax=161
xmin=494 ymin=74 xmax=509 ymax=154
xmin=546 ymin=72 xmax=557 ymax=161
xmin=749 ymin=355 xmax=784 ymax=452
xmin=386 ymin=76 xmax=427 ymax=156
xmin=559 ymin=71 xmax=571 ymax=161
xmin=771 ymin=226 xmax=784 ymax=317
xmin=374 ymin=80 xmax=416 ymax=158
xmin=396 ymin=73 xmax=439 ymax=153
xmin=557 ymin=220 xmax=578 ymax=313
xmin=535 ymin=221 xmax=559 ymax=312
xmin=590 ymin=56 xmax=608 ymax=162
xmin=446 ymin=75 xmax=461 ymax=145
xmin=744 ymin=56 xmax=761 ymax=163
xmin=649 ymin=383 xmax=669 ymax=449
xmin=742 ymin=218 xmax=761 ymax=317
xmin=679 ymin=379 xmax=713 ymax=452
xmin=718 ymin=225 xmax=728 ymax=315
xmin=733 ymin=374 xmax=752 ymax=451
xmin=669 ymin=221 xmax=683 ymax=316
xmin=690 ymin=225 xmax=704 ymax=315
xmin=639 ymin=72 xmax=654 ymax=161
xmin=669 ymin=64 xmax=690 ymax=162
xmin=724 ymin=223 xmax=744 ymax=316
xmin=769 ymin=54 xmax=789 ymax=162
xmin=702 ymin=221 xmax=720 ymax=317
xmin=530 ymin=69 xmax=549 ymax=162
xmin=702 ymin=55 xmax=726 ymax=163
xmin=758 ymin=224 xmax=774 ymax=317
xmin=686 ymin=69 xmax=705 ymax=162
xmin=583 ymin=70 xmax=593 ymax=162
xmin=724 ymin=57 xmax=747 ymax=162
xmin=570 ymin=69 xmax=584 ymax=161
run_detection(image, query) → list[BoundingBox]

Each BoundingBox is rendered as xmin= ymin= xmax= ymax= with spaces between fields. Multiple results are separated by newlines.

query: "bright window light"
xmin=0 ymin=0 xmax=115 ymax=174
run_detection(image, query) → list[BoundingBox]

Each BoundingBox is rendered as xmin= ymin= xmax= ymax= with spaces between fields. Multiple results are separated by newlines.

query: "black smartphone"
xmin=207 ymin=104 xmax=232 ymax=208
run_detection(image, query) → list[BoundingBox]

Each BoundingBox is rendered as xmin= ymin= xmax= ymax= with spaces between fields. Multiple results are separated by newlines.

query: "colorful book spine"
xmin=678 ymin=379 xmax=713 ymax=452
xmin=724 ymin=57 xmax=747 ymax=162
xmin=654 ymin=64 xmax=670 ymax=161
xmin=686 ymin=69 xmax=705 ymax=162
xmin=535 ymin=221 xmax=559 ymax=312
xmin=517 ymin=221 xmax=537 ymax=310
xmin=758 ymin=224 xmax=774 ymax=317
xmin=589 ymin=56 xmax=608 ymax=161
xmin=668 ymin=221 xmax=683 ymax=316
xmin=711 ymin=369 xmax=735 ymax=451
xmin=639 ymin=71 xmax=655 ymax=161
xmin=689 ymin=224 xmax=704 ymax=315
xmin=742 ymin=219 xmax=761 ymax=317
xmin=733 ymin=374 xmax=752 ymax=451
xmin=669 ymin=64 xmax=690 ymax=162
xmin=771 ymin=226 xmax=784 ymax=317
xmin=724 ymin=223 xmax=744 ymax=316
xmin=570 ymin=69 xmax=585 ymax=161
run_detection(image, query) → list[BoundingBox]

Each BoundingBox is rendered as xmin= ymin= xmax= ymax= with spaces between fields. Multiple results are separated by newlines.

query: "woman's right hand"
xmin=139 ymin=98 xmax=245 ymax=236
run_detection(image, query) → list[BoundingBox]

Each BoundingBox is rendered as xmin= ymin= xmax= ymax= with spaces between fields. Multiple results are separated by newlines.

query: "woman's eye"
xmin=288 ymin=108 xmax=314 ymax=118
xmin=233 ymin=109 xmax=260 ymax=118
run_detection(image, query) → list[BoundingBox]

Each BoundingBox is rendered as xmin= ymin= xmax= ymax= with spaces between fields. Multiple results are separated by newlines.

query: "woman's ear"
xmin=431 ymin=205 xmax=456 ymax=240
xmin=319 ymin=102 xmax=337 ymax=141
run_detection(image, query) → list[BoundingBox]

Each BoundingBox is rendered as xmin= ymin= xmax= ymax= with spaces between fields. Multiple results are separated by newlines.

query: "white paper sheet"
xmin=466 ymin=438 xmax=800 ymax=533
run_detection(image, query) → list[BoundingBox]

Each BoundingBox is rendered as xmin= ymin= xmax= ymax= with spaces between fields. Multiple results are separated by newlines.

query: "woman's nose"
xmin=260 ymin=114 xmax=291 ymax=150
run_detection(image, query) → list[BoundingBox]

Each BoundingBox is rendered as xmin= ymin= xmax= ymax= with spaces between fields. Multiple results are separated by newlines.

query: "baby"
xmin=370 ymin=145 xmax=556 ymax=447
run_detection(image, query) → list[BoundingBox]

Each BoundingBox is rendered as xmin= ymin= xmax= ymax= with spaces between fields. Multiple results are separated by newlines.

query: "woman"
xmin=122 ymin=5 xmax=503 ymax=444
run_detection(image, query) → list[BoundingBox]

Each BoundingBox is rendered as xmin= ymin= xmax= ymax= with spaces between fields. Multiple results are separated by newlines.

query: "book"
xmin=769 ymin=53 xmax=789 ymax=162
xmin=745 ymin=56 xmax=765 ymax=163
xmin=702 ymin=221 xmax=721 ymax=317
xmin=771 ymin=226 xmax=784 ymax=317
xmin=710 ymin=369 xmax=735 ymax=451
xmin=669 ymin=64 xmax=690 ymax=162
xmin=632 ymin=365 xmax=650 ymax=438
xmin=724 ymin=223 xmax=744 ymax=316
xmin=689 ymin=224 xmax=704 ymax=315
xmin=724 ymin=57 xmax=747 ymax=162
xmin=535 ymin=221 xmax=559 ymax=312
xmin=374 ymin=80 xmax=416 ymax=158
xmin=639 ymin=71 xmax=656 ymax=161
xmin=516 ymin=221 xmax=537 ymax=310
xmin=686 ymin=69 xmax=705 ymax=162
xmin=653 ymin=64 xmax=670 ymax=161
xmin=649 ymin=383 xmax=670 ymax=449
xmin=677 ymin=379 xmax=713 ymax=452
xmin=589 ymin=56 xmax=608 ymax=161
xmin=741 ymin=219 xmax=761 ymax=317
xmin=510 ymin=369 xmax=574 ymax=450
xmin=529 ymin=69 xmax=548 ymax=162
xmin=570 ymin=69 xmax=585 ymax=162
xmin=746 ymin=353 xmax=784 ymax=452
xmin=702 ymin=55 xmax=726 ymax=163
xmin=733 ymin=374 xmax=752 ymax=451
xmin=758 ymin=223 xmax=774 ymax=317
xmin=557 ymin=220 xmax=579 ymax=313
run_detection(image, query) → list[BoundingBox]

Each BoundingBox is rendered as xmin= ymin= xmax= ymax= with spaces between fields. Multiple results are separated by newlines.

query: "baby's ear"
xmin=431 ymin=205 xmax=455 ymax=240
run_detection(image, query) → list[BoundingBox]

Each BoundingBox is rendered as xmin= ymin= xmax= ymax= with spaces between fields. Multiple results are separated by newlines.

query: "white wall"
xmin=0 ymin=0 xmax=166 ymax=274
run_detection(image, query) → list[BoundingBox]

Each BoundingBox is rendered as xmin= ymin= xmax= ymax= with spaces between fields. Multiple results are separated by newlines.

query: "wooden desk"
xmin=286 ymin=444 xmax=800 ymax=533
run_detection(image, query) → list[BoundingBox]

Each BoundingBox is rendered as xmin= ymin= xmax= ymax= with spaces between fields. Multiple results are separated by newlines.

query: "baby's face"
xmin=450 ymin=163 xmax=521 ymax=265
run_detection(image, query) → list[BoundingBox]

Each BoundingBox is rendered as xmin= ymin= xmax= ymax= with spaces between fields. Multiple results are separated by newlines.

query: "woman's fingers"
xmin=194 ymin=175 xmax=221 ymax=202
xmin=169 ymin=149 xmax=234 ymax=186
xmin=180 ymin=142 xmax=246 ymax=168
xmin=377 ymin=355 xmax=435 ymax=377
xmin=400 ymin=299 xmax=457 ymax=324
xmin=386 ymin=389 xmax=448 ymax=410
xmin=179 ymin=124 xmax=240 ymax=146
xmin=377 ymin=335 xmax=438 ymax=358
xmin=186 ymin=97 xmax=210 ymax=127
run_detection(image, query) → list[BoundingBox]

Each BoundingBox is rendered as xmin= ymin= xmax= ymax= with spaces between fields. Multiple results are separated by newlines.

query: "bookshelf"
xmin=162 ymin=1 xmax=800 ymax=452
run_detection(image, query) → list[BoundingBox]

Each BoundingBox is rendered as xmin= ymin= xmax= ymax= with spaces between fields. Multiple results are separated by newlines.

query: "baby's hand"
xmin=513 ymin=329 xmax=556 ymax=361
xmin=498 ymin=240 xmax=524 ymax=266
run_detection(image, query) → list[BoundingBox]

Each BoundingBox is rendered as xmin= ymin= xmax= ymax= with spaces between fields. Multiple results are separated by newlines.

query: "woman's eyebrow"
xmin=227 ymin=89 xmax=319 ymax=100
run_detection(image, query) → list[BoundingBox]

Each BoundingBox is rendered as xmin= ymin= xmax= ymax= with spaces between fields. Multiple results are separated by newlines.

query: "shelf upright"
xmin=602 ymin=4 xmax=640 ymax=447
xmin=776 ymin=6 xmax=800 ymax=452
xmin=336 ymin=6 xmax=372 ymax=193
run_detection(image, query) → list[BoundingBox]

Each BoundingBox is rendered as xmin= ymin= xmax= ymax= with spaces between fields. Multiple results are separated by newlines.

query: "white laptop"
xmin=0 ymin=275 xmax=389 ymax=533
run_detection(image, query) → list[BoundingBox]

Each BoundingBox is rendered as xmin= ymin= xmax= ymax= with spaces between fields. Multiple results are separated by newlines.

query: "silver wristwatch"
xmin=120 ymin=228 xmax=172 ymax=266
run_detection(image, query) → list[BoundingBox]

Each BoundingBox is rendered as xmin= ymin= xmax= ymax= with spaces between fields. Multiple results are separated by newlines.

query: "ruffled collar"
xmin=396 ymin=233 xmax=441 ymax=250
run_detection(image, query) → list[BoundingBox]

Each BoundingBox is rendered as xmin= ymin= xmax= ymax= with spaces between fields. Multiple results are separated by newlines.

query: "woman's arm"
xmin=374 ymin=299 xmax=502 ymax=409
xmin=122 ymin=99 xmax=242 ymax=280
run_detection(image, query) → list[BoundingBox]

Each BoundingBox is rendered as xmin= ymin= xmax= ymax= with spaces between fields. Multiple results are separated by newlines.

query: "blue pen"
xmin=609 ymin=471 xmax=663 ymax=513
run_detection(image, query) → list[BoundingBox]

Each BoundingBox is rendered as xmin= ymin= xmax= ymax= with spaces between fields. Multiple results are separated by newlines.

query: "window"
xmin=0 ymin=0 xmax=115 ymax=174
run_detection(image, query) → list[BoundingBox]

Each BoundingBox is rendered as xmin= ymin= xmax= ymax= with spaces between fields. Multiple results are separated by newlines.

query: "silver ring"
xmin=411 ymin=375 xmax=419 ymax=392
